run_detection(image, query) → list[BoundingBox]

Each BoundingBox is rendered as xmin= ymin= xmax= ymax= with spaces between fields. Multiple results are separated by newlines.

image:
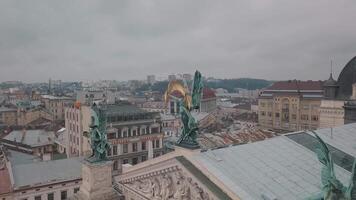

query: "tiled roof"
xmin=202 ymin=88 xmax=216 ymax=99
xmin=170 ymin=87 xmax=216 ymax=99
xmin=266 ymin=80 xmax=324 ymax=91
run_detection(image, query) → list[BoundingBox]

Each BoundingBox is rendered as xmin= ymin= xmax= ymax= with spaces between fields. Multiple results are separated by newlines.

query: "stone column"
xmin=148 ymin=140 xmax=153 ymax=159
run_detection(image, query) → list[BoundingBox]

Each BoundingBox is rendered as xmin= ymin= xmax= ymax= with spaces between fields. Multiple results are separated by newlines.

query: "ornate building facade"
xmin=258 ymin=80 xmax=324 ymax=131
xmin=103 ymin=102 xmax=164 ymax=174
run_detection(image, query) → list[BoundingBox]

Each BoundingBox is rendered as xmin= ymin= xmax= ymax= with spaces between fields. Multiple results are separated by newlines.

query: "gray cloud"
xmin=0 ymin=0 xmax=355 ymax=82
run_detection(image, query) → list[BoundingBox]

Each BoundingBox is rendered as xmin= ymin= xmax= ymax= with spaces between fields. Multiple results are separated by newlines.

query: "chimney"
xmin=21 ymin=129 xmax=26 ymax=143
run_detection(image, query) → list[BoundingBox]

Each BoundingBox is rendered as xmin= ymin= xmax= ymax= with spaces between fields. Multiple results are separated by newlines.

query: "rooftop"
xmin=191 ymin=111 xmax=210 ymax=122
xmin=41 ymin=95 xmax=73 ymax=100
xmin=12 ymin=157 xmax=82 ymax=188
xmin=193 ymin=134 xmax=352 ymax=200
xmin=202 ymin=87 xmax=216 ymax=99
xmin=103 ymin=102 xmax=150 ymax=116
xmin=7 ymin=149 xmax=41 ymax=165
xmin=265 ymin=80 xmax=324 ymax=91
xmin=0 ymin=106 xmax=17 ymax=112
xmin=3 ymin=129 xmax=55 ymax=147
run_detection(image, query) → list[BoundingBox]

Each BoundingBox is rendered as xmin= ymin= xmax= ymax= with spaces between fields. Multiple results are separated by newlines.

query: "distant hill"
xmin=205 ymin=78 xmax=272 ymax=92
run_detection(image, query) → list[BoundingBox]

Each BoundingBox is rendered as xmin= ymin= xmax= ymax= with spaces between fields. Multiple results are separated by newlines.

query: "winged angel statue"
xmin=86 ymin=104 xmax=111 ymax=162
xmin=164 ymin=70 xmax=203 ymax=148
xmin=308 ymin=131 xmax=356 ymax=200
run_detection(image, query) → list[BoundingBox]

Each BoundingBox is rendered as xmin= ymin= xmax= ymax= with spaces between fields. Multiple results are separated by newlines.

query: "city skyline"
xmin=0 ymin=1 xmax=356 ymax=82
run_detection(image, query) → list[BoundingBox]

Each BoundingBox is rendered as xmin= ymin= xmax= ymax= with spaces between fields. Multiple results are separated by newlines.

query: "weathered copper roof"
xmin=324 ymin=73 xmax=338 ymax=87
xmin=337 ymin=56 xmax=356 ymax=99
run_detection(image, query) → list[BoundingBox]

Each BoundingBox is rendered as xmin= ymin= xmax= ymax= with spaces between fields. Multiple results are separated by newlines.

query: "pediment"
xmin=115 ymin=153 xmax=233 ymax=200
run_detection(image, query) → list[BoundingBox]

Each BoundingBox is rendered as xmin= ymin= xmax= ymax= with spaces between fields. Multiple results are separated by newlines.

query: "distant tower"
xmin=48 ymin=78 xmax=52 ymax=95
xmin=323 ymin=61 xmax=338 ymax=99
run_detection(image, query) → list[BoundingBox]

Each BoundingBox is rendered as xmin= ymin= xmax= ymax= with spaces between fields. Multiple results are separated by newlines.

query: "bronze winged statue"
xmin=164 ymin=70 xmax=203 ymax=148
xmin=308 ymin=131 xmax=356 ymax=200
xmin=87 ymin=104 xmax=111 ymax=163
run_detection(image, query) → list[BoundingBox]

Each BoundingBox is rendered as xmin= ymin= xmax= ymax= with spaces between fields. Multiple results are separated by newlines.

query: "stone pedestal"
xmin=73 ymin=160 xmax=119 ymax=200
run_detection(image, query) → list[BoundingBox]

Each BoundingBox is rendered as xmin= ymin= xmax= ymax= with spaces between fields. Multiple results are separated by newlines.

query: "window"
xmin=47 ymin=193 xmax=54 ymax=200
xmin=141 ymin=128 xmax=146 ymax=134
xmin=35 ymin=196 xmax=41 ymax=200
xmin=61 ymin=190 xmax=67 ymax=200
xmin=268 ymin=112 xmax=272 ymax=117
xmin=123 ymin=159 xmax=128 ymax=164
xmin=141 ymin=141 xmax=146 ymax=151
xmin=128 ymin=128 xmax=132 ymax=137
xmin=132 ymin=157 xmax=138 ymax=165
xmin=123 ymin=130 xmax=128 ymax=137
xmin=113 ymin=160 xmax=118 ymax=170
xmin=123 ymin=144 xmax=128 ymax=153
xmin=142 ymin=155 xmax=147 ymax=162
xmin=261 ymin=111 xmax=266 ymax=116
xmin=132 ymin=129 xmax=137 ymax=137
xmin=151 ymin=127 xmax=159 ymax=133
xmin=132 ymin=143 xmax=137 ymax=152
xmin=301 ymin=114 xmax=309 ymax=121
xmin=155 ymin=140 xmax=160 ymax=148
xmin=113 ymin=146 xmax=118 ymax=156
xmin=312 ymin=115 xmax=319 ymax=121
xmin=292 ymin=114 xmax=297 ymax=120
xmin=275 ymin=113 xmax=280 ymax=118
xmin=74 ymin=188 xmax=80 ymax=194
xmin=107 ymin=149 xmax=112 ymax=156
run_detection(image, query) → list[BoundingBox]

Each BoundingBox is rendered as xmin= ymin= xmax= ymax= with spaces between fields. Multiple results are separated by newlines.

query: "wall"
xmin=319 ymin=100 xmax=345 ymax=128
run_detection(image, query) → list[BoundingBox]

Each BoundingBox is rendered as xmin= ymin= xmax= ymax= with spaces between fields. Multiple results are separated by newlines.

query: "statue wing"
xmin=311 ymin=131 xmax=336 ymax=189
xmin=345 ymin=160 xmax=356 ymax=199
xmin=180 ymin=105 xmax=191 ymax=129
xmin=191 ymin=70 xmax=203 ymax=109
xmin=91 ymin=108 xmax=99 ymax=127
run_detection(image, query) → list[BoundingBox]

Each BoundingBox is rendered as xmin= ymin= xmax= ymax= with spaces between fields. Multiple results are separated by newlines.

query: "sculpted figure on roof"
xmin=164 ymin=70 xmax=203 ymax=148
xmin=308 ymin=131 xmax=356 ymax=200
xmin=87 ymin=103 xmax=111 ymax=163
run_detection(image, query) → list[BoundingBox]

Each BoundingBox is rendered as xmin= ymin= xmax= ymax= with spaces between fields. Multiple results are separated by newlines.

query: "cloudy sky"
xmin=0 ymin=0 xmax=356 ymax=82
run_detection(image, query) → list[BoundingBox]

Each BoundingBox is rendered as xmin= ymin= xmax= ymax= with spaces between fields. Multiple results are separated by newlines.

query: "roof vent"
xmin=261 ymin=193 xmax=278 ymax=200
